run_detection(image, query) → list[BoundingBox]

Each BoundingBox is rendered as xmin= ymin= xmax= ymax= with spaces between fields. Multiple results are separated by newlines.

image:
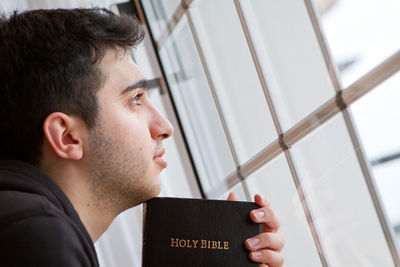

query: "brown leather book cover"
xmin=142 ymin=197 xmax=262 ymax=267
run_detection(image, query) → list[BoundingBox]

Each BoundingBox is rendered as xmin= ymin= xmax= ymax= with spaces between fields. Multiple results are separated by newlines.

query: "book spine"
xmin=141 ymin=202 xmax=148 ymax=267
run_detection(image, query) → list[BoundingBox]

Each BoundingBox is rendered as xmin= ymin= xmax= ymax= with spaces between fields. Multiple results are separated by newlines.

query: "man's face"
xmin=86 ymin=48 xmax=173 ymax=212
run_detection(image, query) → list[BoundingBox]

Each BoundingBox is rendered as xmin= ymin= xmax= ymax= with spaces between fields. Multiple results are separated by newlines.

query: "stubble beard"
xmin=87 ymin=123 xmax=160 ymax=215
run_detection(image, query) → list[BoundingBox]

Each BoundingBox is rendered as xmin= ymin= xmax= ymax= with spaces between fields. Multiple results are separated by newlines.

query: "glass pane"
xmin=0 ymin=0 xmax=29 ymax=11
xmin=291 ymin=114 xmax=394 ymax=266
xmin=142 ymin=0 xmax=181 ymax=40
xmin=241 ymin=0 xmax=336 ymax=130
xmin=217 ymin=182 xmax=247 ymax=201
xmin=0 ymin=0 xmax=99 ymax=10
xmin=189 ymin=0 xmax=277 ymax=164
xmin=317 ymin=0 xmax=400 ymax=87
xmin=133 ymin=35 xmax=161 ymax=81
xmin=96 ymin=206 xmax=143 ymax=267
xmin=246 ymin=154 xmax=321 ymax=267
xmin=351 ymin=72 xmax=400 ymax=250
xmin=159 ymin=16 xmax=236 ymax=192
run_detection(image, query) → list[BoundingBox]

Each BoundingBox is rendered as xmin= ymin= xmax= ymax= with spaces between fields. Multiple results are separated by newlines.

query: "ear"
xmin=43 ymin=112 xmax=85 ymax=160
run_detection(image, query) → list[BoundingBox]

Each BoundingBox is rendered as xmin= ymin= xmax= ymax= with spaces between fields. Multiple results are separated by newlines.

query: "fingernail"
xmin=251 ymin=251 xmax=262 ymax=258
xmin=261 ymin=194 xmax=270 ymax=205
xmin=246 ymin=237 xmax=260 ymax=248
xmin=254 ymin=210 xmax=265 ymax=219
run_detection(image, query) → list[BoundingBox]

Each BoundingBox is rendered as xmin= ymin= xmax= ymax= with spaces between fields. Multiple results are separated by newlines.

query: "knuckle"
xmin=264 ymin=249 xmax=273 ymax=257
xmin=264 ymin=207 xmax=273 ymax=217
xmin=256 ymin=249 xmax=284 ymax=267
xmin=268 ymin=251 xmax=284 ymax=267
xmin=262 ymin=232 xmax=272 ymax=244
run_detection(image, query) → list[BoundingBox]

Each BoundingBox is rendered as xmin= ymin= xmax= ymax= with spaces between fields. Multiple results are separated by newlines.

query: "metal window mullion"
xmin=240 ymin=140 xmax=282 ymax=178
xmin=232 ymin=0 xmax=282 ymax=135
xmin=155 ymin=0 xmax=192 ymax=49
xmin=206 ymin=171 xmax=241 ymax=199
xmin=304 ymin=0 xmax=400 ymax=265
xmin=283 ymin=150 xmax=330 ymax=266
xmin=148 ymin=0 xmax=170 ymax=48
xmin=203 ymin=47 xmax=399 ymax=200
xmin=233 ymin=1 xmax=329 ymax=266
xmin=344 ymin=114 xmax=400 ymax=266
xmin=343 ymin=50 xmax=400 ymax=106
xmin=184 ymin=6 xmax=251 ymax=201
xmin=283 ymin=96 xmax=339 ymax=147
xmin=343 ymin=108 xmax=400 ymax=261
xmin=283 ymin=50 xmax=400 ymax=148
xmin=240 ymin=48 xmax=400 ymax=176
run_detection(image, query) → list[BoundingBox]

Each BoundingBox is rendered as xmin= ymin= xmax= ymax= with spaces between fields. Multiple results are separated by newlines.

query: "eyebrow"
xmin=120 ymin=79 xmax=149 ymax=95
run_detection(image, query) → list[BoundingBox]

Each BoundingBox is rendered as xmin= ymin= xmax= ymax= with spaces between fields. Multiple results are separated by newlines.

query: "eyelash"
xmin=131 ymin=93 xmax=143 ymax=106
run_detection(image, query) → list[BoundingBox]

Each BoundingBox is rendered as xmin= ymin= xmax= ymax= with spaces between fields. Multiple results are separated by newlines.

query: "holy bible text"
xmin=170 ymin=238 xmax=229 ymax=250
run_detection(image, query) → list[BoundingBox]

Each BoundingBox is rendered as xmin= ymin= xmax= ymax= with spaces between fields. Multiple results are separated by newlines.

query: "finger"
xmin=249 ymin=250 xmax=285 ymax=267
xmin=250 ymin=206 xmax=282 ymax=232
xmin=227 ymin=192 xmax=239 ymax=201
xmin=245 ymin=232 xmax=285 ymax=252
xmin=254 ymin=194 xmax=270 ymax=208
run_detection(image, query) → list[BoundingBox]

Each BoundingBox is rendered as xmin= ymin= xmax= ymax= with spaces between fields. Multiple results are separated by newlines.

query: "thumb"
xmin=227 ymin=192 xmax=239 ymax=201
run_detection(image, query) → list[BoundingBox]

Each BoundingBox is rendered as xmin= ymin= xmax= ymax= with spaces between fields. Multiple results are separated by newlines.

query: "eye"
xmin=130 ymin=93 xmax=143 ymax=106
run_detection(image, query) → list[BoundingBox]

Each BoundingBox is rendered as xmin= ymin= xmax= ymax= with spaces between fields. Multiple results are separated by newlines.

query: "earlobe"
xmin=43 ymin=112 xmax=84 ymax=160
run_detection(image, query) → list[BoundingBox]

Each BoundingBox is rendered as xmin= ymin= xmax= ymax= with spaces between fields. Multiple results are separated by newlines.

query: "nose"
xmin=149 ymin=105 xmax=174 ymax=140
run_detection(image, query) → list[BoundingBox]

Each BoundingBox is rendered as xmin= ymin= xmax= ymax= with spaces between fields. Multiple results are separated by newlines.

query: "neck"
xmin=40 ymin=159 xmax=116 ymax=242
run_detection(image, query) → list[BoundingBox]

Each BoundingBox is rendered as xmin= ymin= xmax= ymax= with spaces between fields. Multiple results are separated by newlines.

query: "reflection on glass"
xmin=318 ymin=0 xmax=400 ymax=87
xmin=141 ymin=0 xmax=181 ymax=39
xmin=246 ymin=154 xmax=321 ymax=267
xmin=159 ymin=17 xmax=236 ymax=193
xmin=351 ymin=72 xmax=400 ymax=250
xmin=241 ymin=0 xmax=336 ymax=130
xmin=189 ymin=0 xmax=277 ymax=164
xmin=291 ymin=114 xmax=394 ymax=266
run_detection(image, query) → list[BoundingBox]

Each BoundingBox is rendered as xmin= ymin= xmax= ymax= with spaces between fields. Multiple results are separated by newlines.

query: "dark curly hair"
xmin=0 ymin=8 xmax=145 ymax=165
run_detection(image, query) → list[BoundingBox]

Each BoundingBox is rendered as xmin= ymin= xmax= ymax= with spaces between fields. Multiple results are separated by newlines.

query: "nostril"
xmin=160 ymin=133 xmax=169 ymax=139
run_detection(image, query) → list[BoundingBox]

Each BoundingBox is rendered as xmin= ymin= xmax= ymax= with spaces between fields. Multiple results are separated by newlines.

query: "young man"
xmin=0 ymin=8 xmax=285 ymax=266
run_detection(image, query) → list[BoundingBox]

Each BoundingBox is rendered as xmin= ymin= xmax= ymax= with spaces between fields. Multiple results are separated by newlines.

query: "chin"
xmin=150 ymin=182 xmax=162 ymax=198
xmin=143 ymin=179 xmax=162 ymax=201
xmin=127 ymin=184 xmax=161 ymax=210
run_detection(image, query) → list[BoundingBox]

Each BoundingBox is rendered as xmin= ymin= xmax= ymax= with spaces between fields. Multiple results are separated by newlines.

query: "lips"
xmin=153 ymin=148 xmax=167 ymax=168
xmin=153 ymin=148 xmax=166 ymax=160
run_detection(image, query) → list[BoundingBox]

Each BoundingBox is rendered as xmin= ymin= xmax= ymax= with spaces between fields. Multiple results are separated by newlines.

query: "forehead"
xmin=98 ymin=48 xmax=144 ymax=95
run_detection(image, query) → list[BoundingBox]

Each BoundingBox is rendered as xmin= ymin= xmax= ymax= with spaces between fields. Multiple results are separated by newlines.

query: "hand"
xmin=227 ymin=193 xmax=285 ymax=267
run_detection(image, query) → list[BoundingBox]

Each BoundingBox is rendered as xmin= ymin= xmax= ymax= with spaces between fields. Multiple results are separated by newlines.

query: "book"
xmin=142 ymin=197 xmax=262 ymax=267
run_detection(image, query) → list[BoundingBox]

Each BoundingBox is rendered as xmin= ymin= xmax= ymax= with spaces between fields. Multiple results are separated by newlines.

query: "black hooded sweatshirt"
xmin=0 ymin=160 xmax=99 ymax=267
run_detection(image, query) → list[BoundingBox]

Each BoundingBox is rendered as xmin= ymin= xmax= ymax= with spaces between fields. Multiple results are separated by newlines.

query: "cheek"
xmin=100 ymin=105 xmax=152 ymax=147
xmin=112 ymin=119 xmax=151 ymax=149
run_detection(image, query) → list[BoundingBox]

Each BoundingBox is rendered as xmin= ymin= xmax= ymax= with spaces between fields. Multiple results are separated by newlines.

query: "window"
xmin=141 ymin=0 xmax=400 ymax=266
xmin=318 ymin=0 xmax=400 ymax=87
